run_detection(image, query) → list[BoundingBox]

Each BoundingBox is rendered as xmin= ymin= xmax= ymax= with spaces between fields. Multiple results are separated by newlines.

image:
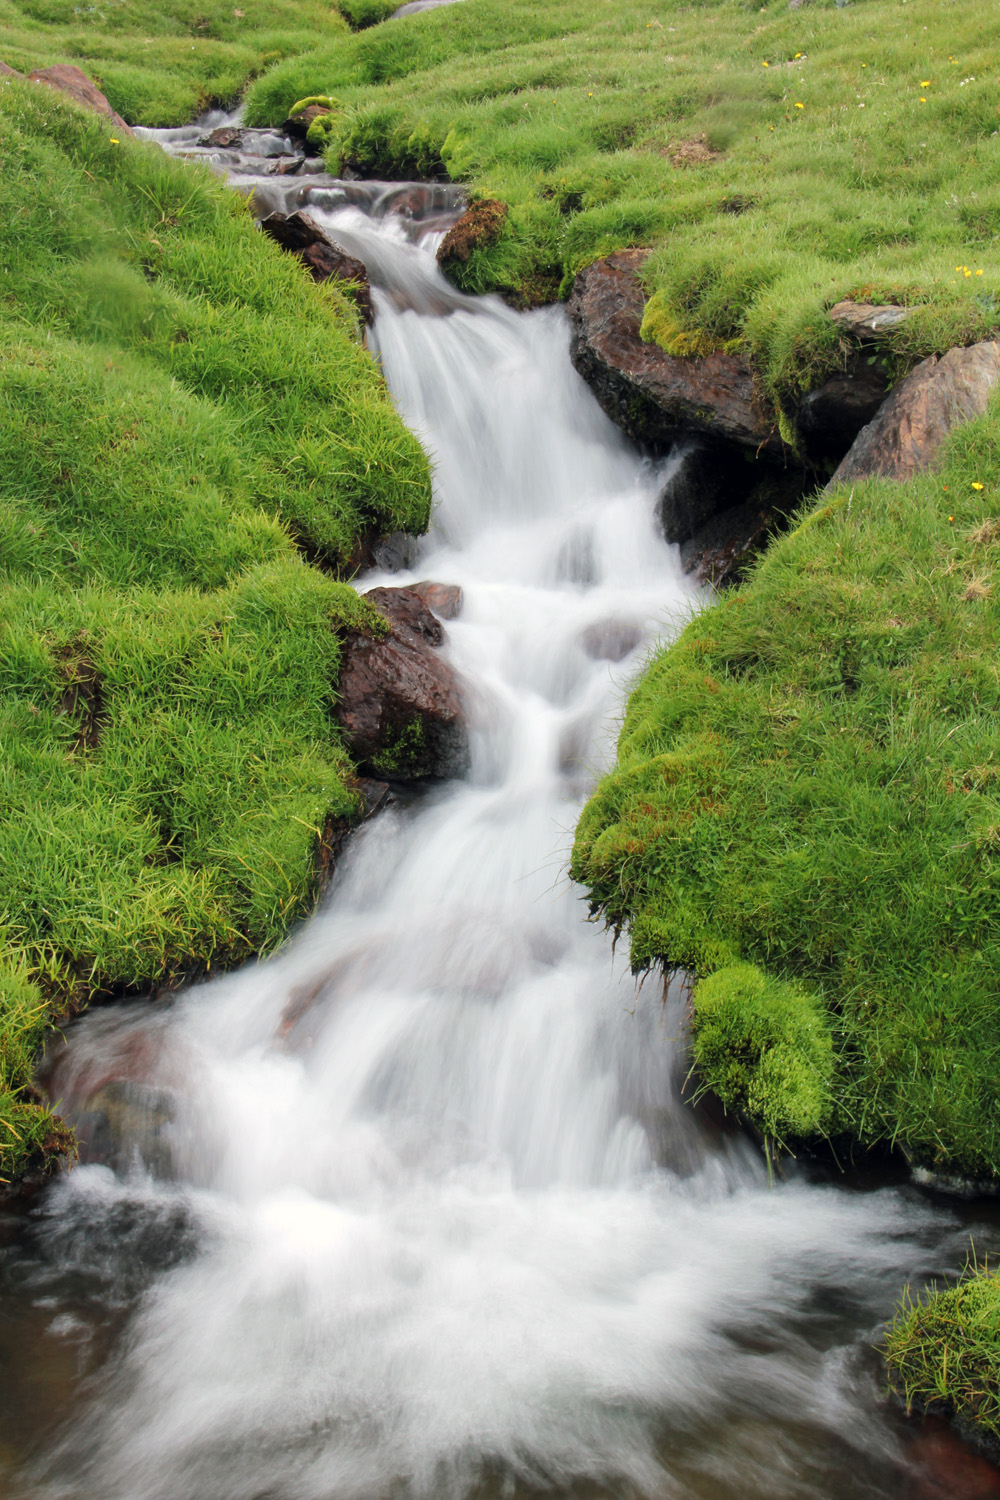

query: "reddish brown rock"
xmin=409 ymin=580 xmax=463 ymax=619
xmin=259 ymin=211 xmax=373 ymax=323
xmin=830 ymin=341 xmax=1000 ymax=487
xmin=28 ymin=64 xmax=133 ymax=136
xmin=566 ymin=251 xmax=784 ymax=457
xmin=437 ymin=199 xmax=508 ymax=274
xmin=200 ymin=125 xmax=244 ymax=149
xmin=0 ymin=60 xmax=24 ymax=78
xmin=336 ymin=586 xmax=468 ymax=781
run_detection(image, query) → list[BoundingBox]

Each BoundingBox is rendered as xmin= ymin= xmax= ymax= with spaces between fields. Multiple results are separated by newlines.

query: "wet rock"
xmin=314 ymin=777 xmax=392 ymax=894
xmin=680 ymin=495 xmax=781 ymax=587
xmin=829 ymin=298 xmax=910 ymax=340
xmin=283 ymin=103 xmax=333 ymax=139
xmin=829 ymin=341 xmax=1000 ymax=487
xmin=656 ymin=440 xmax=754 ymax=544
xmin=798 ymin=354 xmax=890 ymax=463
xmin=437 ymin=199 xmax=508 ymax=275
xmin=566 ymin=251 xmax=784 ymax=458
xmin=336 ymin=586 xmax=469 ymax=781
xmin=580 ymin=620 xmax=644 ymax=662
xmin=28 ymin=64 xmax=133 ymax=136
xmin=372 ymin=531 xmax=420 ymax=572
xmin=236 ymin=128 xmax=294 ymax=158
xmin=409 ymin=580 xmax=463 ymax=619
xmin=259 ymin=211 xmax=373 ymax=323
xmin=199 ymin=125 xmax=243 ymax=149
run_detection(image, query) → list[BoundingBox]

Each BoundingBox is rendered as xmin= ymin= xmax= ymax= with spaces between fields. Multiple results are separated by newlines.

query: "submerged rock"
xmin=830 ymin=340 xmax=1000 ymax=486
xmin=566 ymin=250 xmax=784 ymax=457
xmin=27 ymin=64 xmax=133 ymax=136
xmin=336 ymin=586 xmax=469 ymax=781
xmin=259 ymin=210 xmax=373 ymax=323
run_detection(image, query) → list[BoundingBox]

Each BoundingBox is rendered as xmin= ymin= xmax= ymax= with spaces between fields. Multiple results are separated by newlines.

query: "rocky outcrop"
xmin=259 ymin=211 xmax=373 ymax=323
xmin=829 ymin=299 xmax=910 ymax=341
xmin=680 ymin=495 xmax=782 ymax=587
xmin=28 ymin=64 xmax=133 ymax=136
xmin=797 ymin=353 xmax=890 ymax=465
xmin=830 ymin=341 xmax=1000 ymax=486
xmin=336 ymin=586 xmax=468 ymax=780
xmin=437 ymin=200 xmax=508 ymax=275
xmin=656 ymin=441 xmax=752 ymax=544
xmin=566 ymin=251 xmax=784 ymax=458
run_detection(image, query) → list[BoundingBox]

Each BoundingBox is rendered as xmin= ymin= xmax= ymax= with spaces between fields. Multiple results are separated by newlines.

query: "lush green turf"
xmin=571 ymin=403 xmax=1000 ymax=1175
xmin=0 ymin=80 xmax=431 ymax=1185
xmin=244 ymin=0 xmax=1000 ymax=410
xmin=1 ymin=0 xmax=351 ymax=126
xmin=884 ymin=1265 xmax=1000 ymax=1447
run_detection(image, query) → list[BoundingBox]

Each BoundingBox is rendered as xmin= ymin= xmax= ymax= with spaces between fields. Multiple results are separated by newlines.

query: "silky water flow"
xmin=1 ymin=180 xmax=986 ymax=1500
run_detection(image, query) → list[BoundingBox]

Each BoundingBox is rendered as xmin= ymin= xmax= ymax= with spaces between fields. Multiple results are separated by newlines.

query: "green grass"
xmin=0 ymin=80 xmax=431 ymax=1185
xmin=1 ymin=0 xmax=352 ymax=126
xmin=571 ymin=402 xmax=1000 ymax=1177
xmin=883 ymin=1265 xmax=1000 ymax=1448
xmin=243 ymin=0 xmax=1000 ymax=415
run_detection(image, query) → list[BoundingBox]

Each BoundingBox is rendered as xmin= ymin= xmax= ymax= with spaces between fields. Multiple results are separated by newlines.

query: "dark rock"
xmin=566 ymin=251 xmax=784 ymax=458
xmin=299 ymin=156 xmax=327 ymax=175
xmin=236 ymin=128 xmax=294 ymax=158
xmin=28 ymin=64 xmax=133 ymax=136
xmin=798 ymin=354 xmax=890 ymax=462
xmin=262 ymin=156 xmax=307 ymax=177
xmin=680 ymin=496 xmax=782 ymax=587
xmin=437 ymin=199 xmax=508 ymax=274
xmin=580 ymin=620 xmax=644 ymax=662
xmin=829 ymin=298 xmax=910 ymax=340
xmin=199 ymin=125 xmax=243 ymax=149
xmin=313 ymin=777 xmax=392 ymax=895
xmin=259 ymin=211 xmax=373 ymax=323
xmin=830 ymin=341 xmax=1000 ymax=486
xmin=656 ymin=440 xmax=754 ymax=543
xmin=409 ymin=580 xmax=463 ymax=619
xmin=336 ymin=586 xmax=469 ymax=781
xmin=372 ymin=531 xmax=420 ymax=571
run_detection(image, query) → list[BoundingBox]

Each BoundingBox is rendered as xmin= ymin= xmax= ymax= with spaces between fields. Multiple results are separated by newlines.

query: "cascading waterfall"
xmin=2 ymin=165 xmax=987 ymax=1500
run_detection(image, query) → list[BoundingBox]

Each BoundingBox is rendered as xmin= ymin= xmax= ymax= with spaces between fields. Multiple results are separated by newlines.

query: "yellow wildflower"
xmin=794 ymin=101 xmax=804 ymax=109
xmin=972 ymin=482 xmax=985 ymax=490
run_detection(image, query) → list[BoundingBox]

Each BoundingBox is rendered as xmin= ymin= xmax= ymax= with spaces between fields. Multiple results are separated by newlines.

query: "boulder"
xmin=409 ymin=580 xmax=463 ymax=619
xmin=437 ymin=199 xmax=507 ymax=275
xmin=828 ymin=299 xmax=909 ymax=341
xmin=680 ymin=495 xmax=781 ymax=588
xmin=566 ymin=251 xmax=784 ymax=457
xmin=28 ymin=64 xmax=133 ymax=136
xmin=199 ymin=125 xmax=244 ymax=149
xmin=656 ymin=440 xmax=753 ymax=544
xmin=259 ymin=211 xmax=373 ymax=323
xmin=336 ymin=586 xmax=469 ymax=781
xmin=283 ymin=103 xmax=332 ymax=139
xmin=829 ymin=341 xmax=1000 ymax=487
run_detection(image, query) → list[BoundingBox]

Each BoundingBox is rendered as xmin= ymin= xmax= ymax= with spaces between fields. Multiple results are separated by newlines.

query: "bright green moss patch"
xmin=572 ymin=399 xmax=1000 ymax=1176
xmin=244 ymin=0 xmax=1000 ymax=392
xmin=692 ymin=963 xmax=834 ymax=1147
xmin=884 ymin=1268 xmax=1000 ymax=1446
xmin=0 ymin=86 xmax=431 ymax=1185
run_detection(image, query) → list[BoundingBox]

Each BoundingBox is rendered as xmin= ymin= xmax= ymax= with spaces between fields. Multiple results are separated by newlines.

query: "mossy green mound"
xmin=884 ymin=1268 xmax=1000 ymax=1447
xmin=572 ymin=404 xmax=1000 ymax=1177
xmin=0 ymin=82 xmax=431 ymax=1185
xmin=244 ymin=0 xmax=1000 ymax=410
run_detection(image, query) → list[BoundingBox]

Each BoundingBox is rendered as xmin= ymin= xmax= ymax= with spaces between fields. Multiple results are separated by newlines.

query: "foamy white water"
xmin=10 ymin=186 xmax=975 ymax=1500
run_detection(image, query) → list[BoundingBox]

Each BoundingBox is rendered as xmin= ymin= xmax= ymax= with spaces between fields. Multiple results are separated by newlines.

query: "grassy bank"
xmin=884 ymin=1267 xmax=1000 ymax=1451
xmin=243 ymin=0 xmax=1000 ymax=404
xmin=0 ymin=78 xmax=431 ymax=1185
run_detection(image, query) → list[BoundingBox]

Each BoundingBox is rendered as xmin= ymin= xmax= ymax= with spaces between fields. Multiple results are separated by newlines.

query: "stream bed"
xmin=2 ymin=128 xmax=999 ymax=1500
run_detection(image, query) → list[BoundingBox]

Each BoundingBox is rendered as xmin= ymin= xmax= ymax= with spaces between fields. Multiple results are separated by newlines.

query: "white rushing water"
xmin=14 ymin=192 xmax=971 ymax=1500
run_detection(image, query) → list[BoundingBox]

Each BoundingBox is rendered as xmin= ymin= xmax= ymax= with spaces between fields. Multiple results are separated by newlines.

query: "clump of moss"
xmin=437 ymin=199 xmax=509 ymax=286
xmin=369 ymin=715 xmax=427 ymax=779
xmin=640 ymin=291 xmax=742 ymax=359
xmin=883 ymin=1266 xmax=1000 ymax=1448
xmin=692 ymin=962 xmax=834 ymax=1146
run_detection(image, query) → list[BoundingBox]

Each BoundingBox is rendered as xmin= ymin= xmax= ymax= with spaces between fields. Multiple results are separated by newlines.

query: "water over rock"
xmin=336 ymin=585 xmax=469 ymax=780
xmin=830 ymin=340 xmax=1000 ymax=486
